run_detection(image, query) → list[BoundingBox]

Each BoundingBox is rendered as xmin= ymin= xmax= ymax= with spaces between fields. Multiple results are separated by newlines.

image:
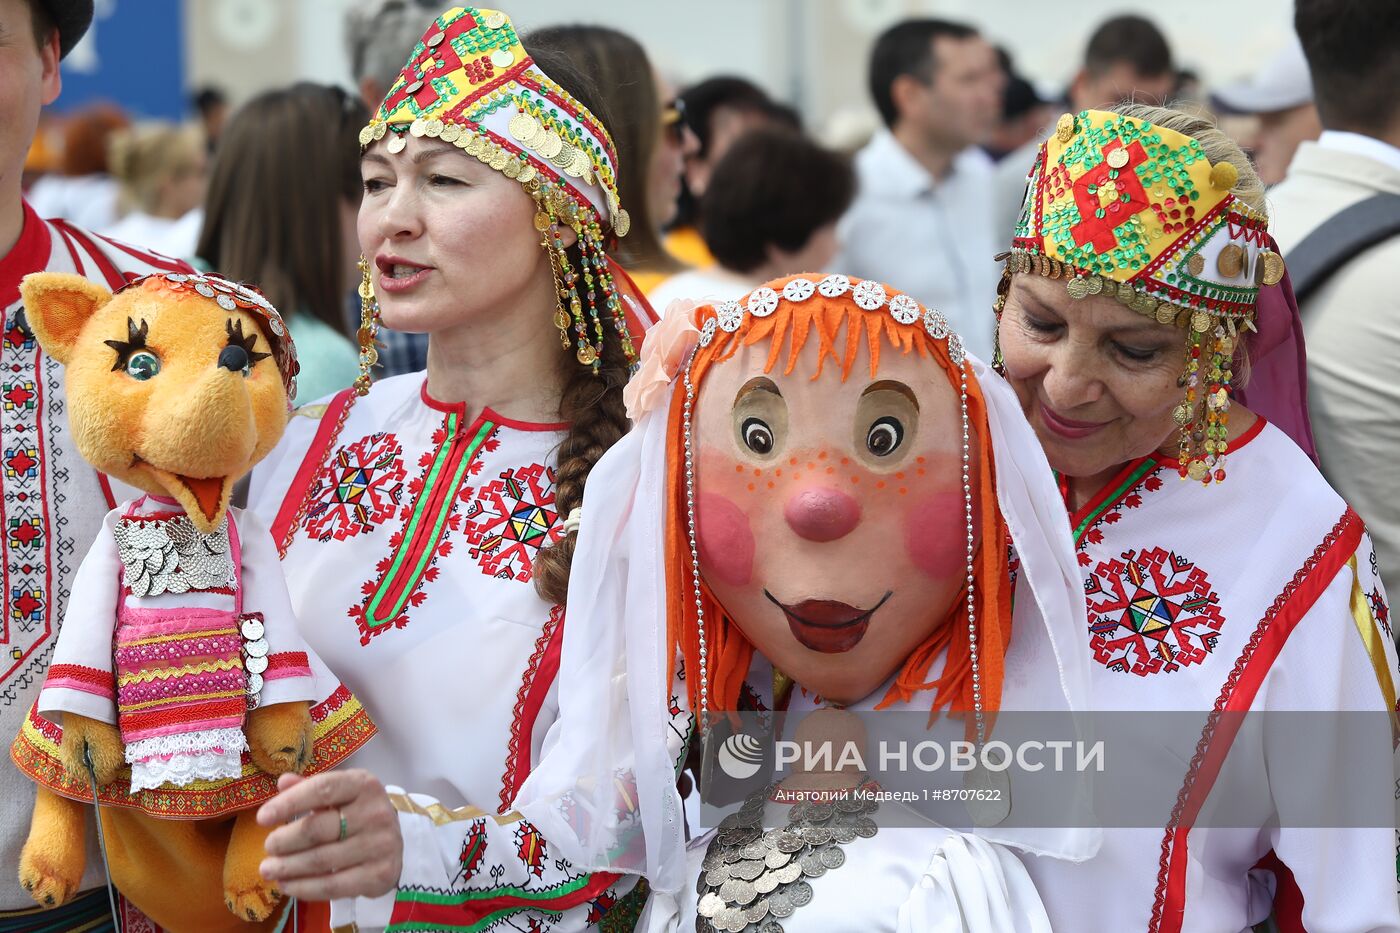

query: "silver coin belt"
xmin=696 ymin=786 xmax=879 ymax=933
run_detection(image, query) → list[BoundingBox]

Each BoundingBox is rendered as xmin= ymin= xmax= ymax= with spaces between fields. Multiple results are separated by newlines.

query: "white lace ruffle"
xmin=125 ymin=727 xmax=248 ymax=791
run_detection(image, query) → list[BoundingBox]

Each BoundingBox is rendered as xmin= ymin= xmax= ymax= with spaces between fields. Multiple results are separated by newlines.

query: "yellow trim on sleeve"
xmin=387 ymin=792 xmax=523 ymax=827
xmin=1347 ymin=555 xmax=1398 ymax=737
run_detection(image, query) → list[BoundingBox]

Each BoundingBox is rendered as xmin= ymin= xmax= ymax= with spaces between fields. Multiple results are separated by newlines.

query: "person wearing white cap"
xmin=1211 ymin=37 xmax=1321 ymax=186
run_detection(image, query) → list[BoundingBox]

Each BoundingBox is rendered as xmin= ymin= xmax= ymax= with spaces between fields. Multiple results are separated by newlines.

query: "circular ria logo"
xmin=717 ymin=732 xmax=764 ymax=780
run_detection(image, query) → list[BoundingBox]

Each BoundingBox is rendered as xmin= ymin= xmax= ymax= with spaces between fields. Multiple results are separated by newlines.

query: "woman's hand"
xmin=256 ymin=769 xmax=403 ymax=901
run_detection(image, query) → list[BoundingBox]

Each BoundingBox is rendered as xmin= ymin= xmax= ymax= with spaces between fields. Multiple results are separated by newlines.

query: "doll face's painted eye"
xmin=741 ymin=417 xmax=775 ymax=455
xmin=731 ymin=377 xmax=787 ymax=461
xmin=852 ymin=381 xmax=920 ymax=468
xmin=865 ymin=416 xmax=904 ymax=457
xmin=125 ymin=351 xmax=161 ymax=381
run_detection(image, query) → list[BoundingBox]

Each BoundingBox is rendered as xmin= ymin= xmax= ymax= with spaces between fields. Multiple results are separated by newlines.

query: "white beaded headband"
xmin=695 ymin=274 xmax=968 ymax=369
xmin=683 ymin=276 xmax=983 ymax=752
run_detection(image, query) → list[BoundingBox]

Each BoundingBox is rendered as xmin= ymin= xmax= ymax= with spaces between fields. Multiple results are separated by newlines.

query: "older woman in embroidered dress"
xmin=997 ymin=105 xmax=1399 ymax=931
xmin=245 ymin=7 xmax=670 ymax=931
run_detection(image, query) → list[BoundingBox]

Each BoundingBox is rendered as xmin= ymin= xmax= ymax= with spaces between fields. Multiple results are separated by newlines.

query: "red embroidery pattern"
xmin=1074 ymin=473 xmax=1163 ymax=568
xmin=514 ymin=821 xmax=548 ymax=878
xmin=303 ymin=432 xmax=406 ymax=542
xmin=1086 ymin=547 xmax=1225 ymax=676
xmin=347 ymin=423 xmax=469 ymax=642
xmin=1148 ymin=509 xmax=1359 ymax=931
xmin=1370 ymin=589 xmax=1391 ymax=638
xmin=586 ymin=890 xmax=617 ymax=925
xmin=117 ymin=894 xmax=162 ymax=933
xmin=462 ymin=463 xmax=560 ymax=582
xmin=500 ymin=605 xmax=563 ymax=810
xmin=454 ymin=819 xmax=488 ymax=885
xmin=45 ymin=663 xmax=116 ymax=693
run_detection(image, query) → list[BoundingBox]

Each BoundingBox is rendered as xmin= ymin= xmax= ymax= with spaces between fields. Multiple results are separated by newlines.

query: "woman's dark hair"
xmin=682 ymin=76 xmax=795 ymax=159
xmin=197 ymin=83 xmax=366 ymax=335
xmin=525 ymin=25 xmax=681 ymax=278
xmin=701 ymin=128 xmax=854 ymax=274
xmin=671 ymin=76 xmax=800 ymax=229
xmin=519 ymin=44 xmax=632 ymax=607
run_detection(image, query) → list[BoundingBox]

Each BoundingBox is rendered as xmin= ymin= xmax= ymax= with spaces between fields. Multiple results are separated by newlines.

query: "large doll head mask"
xmin=515 ymin=275 xmax=1096 ymax=892
xmin=665 ymin=276 xmax=1011 ymax=718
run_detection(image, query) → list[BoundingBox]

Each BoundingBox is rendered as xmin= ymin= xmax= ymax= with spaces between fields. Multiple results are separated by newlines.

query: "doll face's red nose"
xmin=784 ymin=486 xmax=862 ymax=542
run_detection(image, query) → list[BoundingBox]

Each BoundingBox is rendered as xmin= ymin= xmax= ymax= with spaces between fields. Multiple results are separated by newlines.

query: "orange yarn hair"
xmin=665 ymin=275 xmax=1011 ymax=727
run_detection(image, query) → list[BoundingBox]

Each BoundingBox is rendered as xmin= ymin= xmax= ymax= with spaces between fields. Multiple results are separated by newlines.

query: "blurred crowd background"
xmin=14 ymin=0 xmax=1364 ymax=396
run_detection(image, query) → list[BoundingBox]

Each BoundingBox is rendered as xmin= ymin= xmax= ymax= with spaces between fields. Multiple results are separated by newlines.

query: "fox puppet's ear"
xmin=19 ymin=272 xmax=114 ymax=364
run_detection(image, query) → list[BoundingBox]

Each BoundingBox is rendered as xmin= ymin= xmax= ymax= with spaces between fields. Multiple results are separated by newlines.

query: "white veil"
xmin=515 ymin=349 xmax=1099 ymax=896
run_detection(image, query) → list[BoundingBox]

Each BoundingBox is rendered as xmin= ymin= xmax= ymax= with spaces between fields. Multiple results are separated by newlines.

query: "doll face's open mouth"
xmin=764 ymin=590 xmax=893 ymax=654
xmin=133 ymin=456 xmax=231 ymax=528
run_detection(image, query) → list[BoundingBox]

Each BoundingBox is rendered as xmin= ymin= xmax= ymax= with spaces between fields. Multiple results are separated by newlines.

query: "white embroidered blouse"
xmin=251 ymin=374 xmax=637 ymax=931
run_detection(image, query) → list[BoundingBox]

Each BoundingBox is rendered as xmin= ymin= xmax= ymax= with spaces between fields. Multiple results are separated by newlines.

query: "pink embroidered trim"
xmin=115 ymin=607 xmax=239 ymax=630
xmin=264 ymin=652 xmax=312 ymax=681
xmin=117 ymin=670 xmax=244 ymax=706
xmin=114 ymin=634 xmax=242 ymax=669
xmin=45 ymin=664 xmax=116 ymax=699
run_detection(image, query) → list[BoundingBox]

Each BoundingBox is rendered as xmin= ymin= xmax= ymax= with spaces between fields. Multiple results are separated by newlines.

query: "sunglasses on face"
xmin=662 ymin=98 xmax=689 ymax=143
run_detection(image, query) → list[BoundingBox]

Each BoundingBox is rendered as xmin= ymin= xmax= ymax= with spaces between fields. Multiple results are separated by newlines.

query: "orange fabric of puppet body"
xmin=9 ymin=272 xmax=372 ymax=930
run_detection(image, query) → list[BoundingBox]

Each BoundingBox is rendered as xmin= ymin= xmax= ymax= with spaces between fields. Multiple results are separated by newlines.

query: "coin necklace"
xmin=696 ymin=781 xmax=878 ymax=933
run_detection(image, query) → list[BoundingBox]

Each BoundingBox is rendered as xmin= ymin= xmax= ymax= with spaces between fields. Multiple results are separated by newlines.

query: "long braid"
xmin=534 ymin=322 xmax=630 ymax=606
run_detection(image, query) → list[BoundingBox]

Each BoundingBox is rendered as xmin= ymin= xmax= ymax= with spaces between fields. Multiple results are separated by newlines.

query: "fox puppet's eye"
xmin=125 ymin=351 xmax=161 ymax=381
xmin=105 ymin=318 xmax=154 ymax=375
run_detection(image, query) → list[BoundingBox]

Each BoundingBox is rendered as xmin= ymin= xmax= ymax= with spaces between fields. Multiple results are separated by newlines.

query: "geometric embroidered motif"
xmin=586 ymin=890 xmax=617 ymax=925
xmin=455 ymin=819 xmax=488 ymax=886
xmin=1369 ymin=588 xmax=1391 ymax=639
xmin=348 ymin=415 xmax=494 ymax=644
xmin=514 ymin=820 xmax=548 ymax=878
xmin=1086 ymin=546 xmax=1225 ymax=676
xmin=303 ymin=432 xmax=406 ymax=542
xmin=462 ymin=463 xmax=560 ymax=582
xmin=1 ymin=302 xmax=53 ymax=708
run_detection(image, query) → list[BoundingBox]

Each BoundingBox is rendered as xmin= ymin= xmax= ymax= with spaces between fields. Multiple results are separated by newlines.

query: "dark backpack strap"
xmin=1285 ymin=192 xmax=1400 ymax=303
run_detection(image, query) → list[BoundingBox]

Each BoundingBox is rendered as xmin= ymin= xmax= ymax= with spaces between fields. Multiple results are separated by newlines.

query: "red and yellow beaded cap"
xmin=357 ymin=5 xmax=635 ymax=371
xmin=1005 ymin=109 xmax=1286 ymax=483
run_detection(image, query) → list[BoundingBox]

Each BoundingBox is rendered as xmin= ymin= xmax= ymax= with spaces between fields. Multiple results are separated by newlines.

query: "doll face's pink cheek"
xmin=697 ymin=491 xmax=755 ymax=587
xmin=904 ymin=491 xmax=967 ymax=580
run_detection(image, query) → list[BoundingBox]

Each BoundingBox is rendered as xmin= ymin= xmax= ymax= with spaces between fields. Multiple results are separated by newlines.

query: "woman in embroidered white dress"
xmin=246 ymin=7 xmax=671 ymax=931
xmin=998 ymin=105 xmax=1399 ymax=930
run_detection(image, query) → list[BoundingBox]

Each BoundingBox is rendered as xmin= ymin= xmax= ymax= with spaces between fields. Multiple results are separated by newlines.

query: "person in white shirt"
xmin=649 ymin=127 xmax=852 ymax=311
xmin=101 ymin=121 xmax=207 ymax=261
xmin=992 ymin=15 xmax=1174 ymax=244
xmin=1268 ymin=0 xmax=1400 ymax=598
xmin=834 ymin=18 xmax=1003 ymax=362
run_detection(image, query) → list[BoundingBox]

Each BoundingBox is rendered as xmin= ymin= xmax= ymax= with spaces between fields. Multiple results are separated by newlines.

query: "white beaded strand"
xmin=683 ymin=362 xmax=710 ymax=735
xmin=960 ymin=364 xmax=984 ymax=747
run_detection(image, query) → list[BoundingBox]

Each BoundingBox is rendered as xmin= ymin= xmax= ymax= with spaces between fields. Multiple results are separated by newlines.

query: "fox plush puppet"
xmin=8 ymin=272 xmax=373 ymax=931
